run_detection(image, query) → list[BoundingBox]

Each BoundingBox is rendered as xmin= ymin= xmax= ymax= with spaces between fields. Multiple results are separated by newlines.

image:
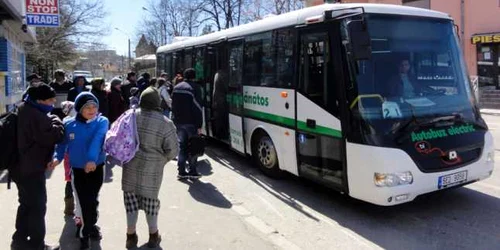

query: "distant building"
xmin=0 ymin=0 xmax=37 ymax=113
xmin=135 ymin=34 xmax=157 ymax=58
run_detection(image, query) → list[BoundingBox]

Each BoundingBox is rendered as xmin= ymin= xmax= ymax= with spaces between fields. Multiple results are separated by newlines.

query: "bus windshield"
xmin=346 ymin=15 xmax=481 ymax=140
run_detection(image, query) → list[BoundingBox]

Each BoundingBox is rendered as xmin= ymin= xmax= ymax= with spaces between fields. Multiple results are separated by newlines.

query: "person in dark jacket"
xmin=50 ymin=69 xmax=74 ymax=120
xmin=171 ymin=68 xmax=203 ymax=179
xmin=121 ymin=72 xmax=137 ymax=107
xmin=137 ymin=72 xmax=151 ymax=93
xmin=90 ymin=78 xmax=109 ymax=118
xmin=67 ymin=76 xmax=88 ymax=102
xmin=21 ymin=73 xmax=43 ymax=101
xmin=53 ymin=92 xmax=109 ymax=250
xmin=107 ymin=77 xmax=127 ymax=124
xmin=12 ymin=83 xmax=64 ymax=250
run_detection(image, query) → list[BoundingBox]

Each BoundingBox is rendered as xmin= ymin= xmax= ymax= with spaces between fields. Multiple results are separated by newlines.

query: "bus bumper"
xmin=346 ymin=132 xmax=495 ymax=206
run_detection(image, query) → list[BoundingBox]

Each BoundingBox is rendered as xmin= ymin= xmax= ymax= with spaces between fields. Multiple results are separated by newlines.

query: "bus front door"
xmin=296 ymin=28 xmax=345 ymax=189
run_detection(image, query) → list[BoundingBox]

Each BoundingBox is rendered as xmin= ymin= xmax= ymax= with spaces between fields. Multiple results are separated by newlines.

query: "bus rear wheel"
xmin=252 ymin=132 xmax=282 ymax=178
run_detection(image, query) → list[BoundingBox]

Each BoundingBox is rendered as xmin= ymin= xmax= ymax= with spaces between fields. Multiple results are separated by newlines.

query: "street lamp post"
xmin=142 ymin=7 xmax=167 ymax=45
xmin=115 ymin=27 xmax=132 ymax=71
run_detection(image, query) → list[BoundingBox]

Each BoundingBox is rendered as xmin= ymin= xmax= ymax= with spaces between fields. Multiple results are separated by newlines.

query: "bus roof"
xmin=157 ymin=3 xmax=451 ymax=54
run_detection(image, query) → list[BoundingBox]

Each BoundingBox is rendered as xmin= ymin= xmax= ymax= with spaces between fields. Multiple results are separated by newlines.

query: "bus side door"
xmin=296 ymin=25 xmax=345 ymax=189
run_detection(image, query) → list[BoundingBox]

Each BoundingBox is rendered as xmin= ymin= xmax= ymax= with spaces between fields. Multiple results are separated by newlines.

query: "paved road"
xmin=1 ymin=114 xmax=500 ymax=249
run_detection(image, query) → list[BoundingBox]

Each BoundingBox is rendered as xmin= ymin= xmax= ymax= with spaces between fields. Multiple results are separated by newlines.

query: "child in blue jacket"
xmin=52 ymin=92 xmax=109 ymax=250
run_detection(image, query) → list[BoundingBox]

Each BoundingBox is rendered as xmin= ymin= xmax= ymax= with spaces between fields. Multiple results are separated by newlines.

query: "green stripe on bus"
xmin=296 ymin=121 xmax=342 ymax=138
xmin=244 ymin=109 xmax=295 ymax=127
xmin=243 ymin=109 xmax=342 ymax=138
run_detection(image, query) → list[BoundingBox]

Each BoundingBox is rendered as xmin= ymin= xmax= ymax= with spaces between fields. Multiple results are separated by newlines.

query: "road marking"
xmin=232 ymin=205 xmax=252 ymax=216
xmin=248 ymin=175 xmax=382 ymax=250
xmin=269 ymin=233 xmax=302 ymax=250
xmin=245 ymin=216 xmax=277 ymax=235
xmin=254 ymin=194 xmax=285 ymax=219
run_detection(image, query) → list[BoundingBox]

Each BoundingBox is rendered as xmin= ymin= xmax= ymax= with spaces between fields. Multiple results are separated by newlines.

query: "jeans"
xmin=177 ymin=124 xmax=198 ymax=173
xmin=12 ymin=173 xmax=47 ymax=249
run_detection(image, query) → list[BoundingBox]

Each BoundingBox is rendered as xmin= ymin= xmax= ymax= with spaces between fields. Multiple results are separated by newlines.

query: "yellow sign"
xmin=472 ymin=34 xmax=500 ymax=44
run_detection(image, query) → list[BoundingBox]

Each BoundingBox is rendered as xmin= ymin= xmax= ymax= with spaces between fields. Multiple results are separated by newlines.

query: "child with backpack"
xmin=52 ymin=92 xmax=109 ymax=250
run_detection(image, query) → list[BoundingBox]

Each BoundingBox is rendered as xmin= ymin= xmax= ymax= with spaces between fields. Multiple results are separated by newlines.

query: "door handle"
xmin=306 ymin=119 xmax=316 ymax=128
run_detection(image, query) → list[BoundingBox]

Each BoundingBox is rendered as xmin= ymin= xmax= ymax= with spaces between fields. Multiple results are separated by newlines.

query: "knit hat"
xmin=110 ymin=77 xmax=122 ymax=88
xmin=74 ymin=92 xmax=99 ymax=113
xmin=29 ymin=83 xmax=56 ymax=101
xmin=139 ymin=86 xmax=161 ymax=111
xmin=27 ymin=73 xmax=41 ymax=82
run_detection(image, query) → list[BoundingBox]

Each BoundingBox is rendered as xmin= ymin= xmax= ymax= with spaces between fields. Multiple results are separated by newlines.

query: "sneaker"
xmin=177 ymin=171 xmax=189 ymax=179
xmin=126 ymin=233 xmax=138 ymax=249
xmin=147 ymin=231 xmax=162 ymax=248
xmin=80 ymin=237 xmax=90 ymax=250
xmin=90 ymin=225 xmax=102 ymax=241
xmin=188 ymin=171 xmax=201 ymax=179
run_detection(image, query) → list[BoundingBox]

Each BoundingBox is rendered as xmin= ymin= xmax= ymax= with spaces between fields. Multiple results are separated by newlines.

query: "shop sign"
xmin=25 ymin=0 xmax=60 ymax=27
xmin=471 ymin=34 xmax=500 ymax=44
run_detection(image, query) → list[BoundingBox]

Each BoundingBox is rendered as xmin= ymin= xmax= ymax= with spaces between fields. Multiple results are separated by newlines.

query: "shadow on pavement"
xmin=205 ymin=141 xmax=500 ymax=250
xmin=58 ymin=216 xmax=102 ymax=250
xmin=138 ymin=243 xmax=163 ymax=249
xmin=197 ymin=159 xmax=213 ymax=176
xmin=179 ymin=179 xmax=232 ymax=209
xmin=58 ymin=216 xmax=79 ymax=249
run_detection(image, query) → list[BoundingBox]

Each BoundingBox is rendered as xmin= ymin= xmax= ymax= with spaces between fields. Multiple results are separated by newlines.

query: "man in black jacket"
xmin=50 ymin=69 xmax=73 ymax=119
xmin=121 ymin=71 xmax=137 ymax=107
xmin=12 ymin=84 xmax=64 ymax=250
xmin=172 ymin=68 xmax=203 ymax=179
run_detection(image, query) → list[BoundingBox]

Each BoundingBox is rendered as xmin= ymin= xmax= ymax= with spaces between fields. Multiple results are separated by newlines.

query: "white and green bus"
xmin=156 ymin=3 xmax=494 ymax=206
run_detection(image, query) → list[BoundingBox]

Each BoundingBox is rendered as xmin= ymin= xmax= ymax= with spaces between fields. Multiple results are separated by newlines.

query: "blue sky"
xmin=101 ymin=0 xmax=145 ymax=57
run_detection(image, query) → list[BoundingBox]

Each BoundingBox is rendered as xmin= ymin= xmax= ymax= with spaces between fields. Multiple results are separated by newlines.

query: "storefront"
xmin=473 ymin=33 xmax=500 ymax=88
xmin=0 ymin=1 xmax=36 ymax=113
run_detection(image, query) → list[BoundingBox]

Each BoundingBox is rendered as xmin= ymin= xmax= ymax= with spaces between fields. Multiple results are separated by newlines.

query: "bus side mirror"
xmin=348 ymin=20 xmax=372 ymax=60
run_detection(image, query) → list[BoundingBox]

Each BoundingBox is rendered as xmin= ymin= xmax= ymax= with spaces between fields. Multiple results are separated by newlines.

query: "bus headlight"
xmin=374 ymin=171 xmax=413 ymax=187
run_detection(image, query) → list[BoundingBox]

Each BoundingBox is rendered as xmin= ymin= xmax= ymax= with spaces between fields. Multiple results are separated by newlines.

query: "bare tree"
xmin=137 ymin=0 xmax=205 ymax=46
xmin=26 ymin=0 xmax=108 ymax=79
xmin=201 ymin=0 xmax=246 ymax=31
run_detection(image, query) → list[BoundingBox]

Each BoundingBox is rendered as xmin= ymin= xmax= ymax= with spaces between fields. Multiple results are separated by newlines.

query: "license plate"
xmin=438 ymin=170 xmax=468 ymax=189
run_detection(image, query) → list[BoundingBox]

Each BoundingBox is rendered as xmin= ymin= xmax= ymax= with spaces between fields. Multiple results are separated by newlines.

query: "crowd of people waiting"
xmin=8 ymin=68 xmax=204 ymax=250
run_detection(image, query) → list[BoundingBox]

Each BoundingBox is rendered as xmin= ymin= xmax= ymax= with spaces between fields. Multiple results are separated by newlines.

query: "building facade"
xmin=0 ymin=0 xmax=36 ymax=113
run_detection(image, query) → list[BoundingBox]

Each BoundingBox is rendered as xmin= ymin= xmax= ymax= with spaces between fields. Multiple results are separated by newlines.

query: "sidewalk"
xmin=481 ymin=109 xmax=500 ymax=116
xmin=0 ymin=159 xmax=274 ymax=250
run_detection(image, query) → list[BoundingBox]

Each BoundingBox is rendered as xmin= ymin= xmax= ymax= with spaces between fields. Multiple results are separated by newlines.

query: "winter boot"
xmin=126 ymin=233 xmax=138 ymax=249
xmin=147 ymin=231 xmax=161 ymax=248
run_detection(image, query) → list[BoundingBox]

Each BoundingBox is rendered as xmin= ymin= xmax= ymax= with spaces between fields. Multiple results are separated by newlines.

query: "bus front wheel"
xmin=252 ymin=132 xmax=282 ymax=178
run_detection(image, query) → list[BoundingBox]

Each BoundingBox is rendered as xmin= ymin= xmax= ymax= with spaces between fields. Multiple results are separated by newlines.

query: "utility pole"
xmin=128 ymin=38 xmax=131 ymax=70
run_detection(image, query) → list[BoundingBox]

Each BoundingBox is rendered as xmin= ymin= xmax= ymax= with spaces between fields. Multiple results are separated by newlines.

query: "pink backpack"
xmin=104 ymin=109 xmax=139 ymax=165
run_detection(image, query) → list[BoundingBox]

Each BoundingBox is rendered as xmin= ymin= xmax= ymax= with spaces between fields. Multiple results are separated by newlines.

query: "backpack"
xmin=103 ymin=109 xmax=139 ymax=165
xmin=187 ymin=135 xmax=205 ymax=158
xmin=0 ymin=111 xmax=19 ymax=189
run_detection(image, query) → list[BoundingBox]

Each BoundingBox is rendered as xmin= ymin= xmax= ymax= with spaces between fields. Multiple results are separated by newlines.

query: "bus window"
xmin=275 ymin=29 xmax=295 ymax=88
xmin=300 ymin=32 xmax=337 ymax=116
xmin=165 ymin=53 xmax=172 ymax=77
xmin=229 ymin=42 xmax=243 ymax=86
xmin=185 ymin=49 xmax=193 ymax=69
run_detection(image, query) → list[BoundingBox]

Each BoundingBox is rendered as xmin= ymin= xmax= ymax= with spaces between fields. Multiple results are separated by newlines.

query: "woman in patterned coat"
xmin=121 ymin=86 xmax=179 ymax=249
